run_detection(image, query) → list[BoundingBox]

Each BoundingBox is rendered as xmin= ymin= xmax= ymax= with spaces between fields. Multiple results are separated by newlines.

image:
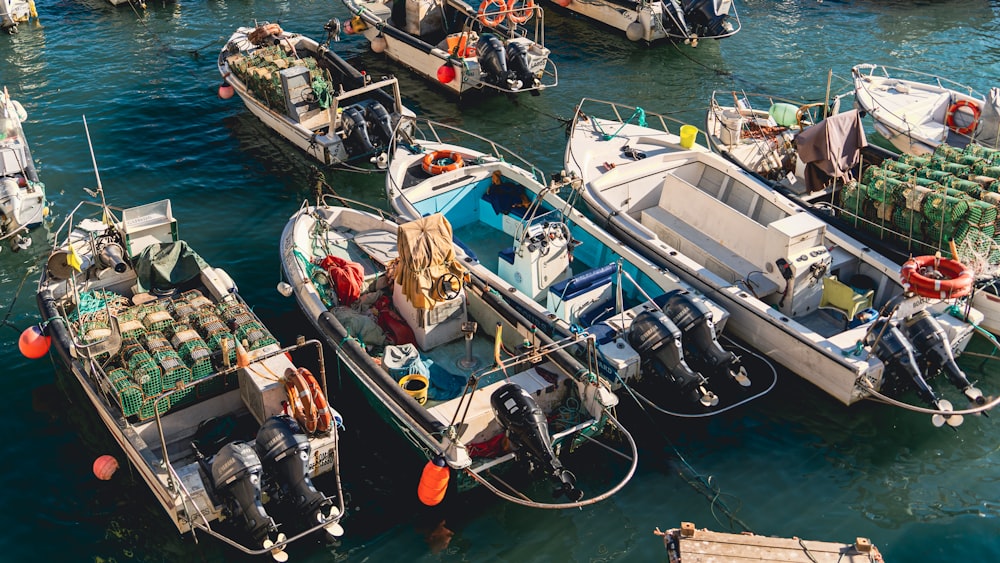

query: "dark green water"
xmin=2 ymin=0 xmax=1000 ymax=560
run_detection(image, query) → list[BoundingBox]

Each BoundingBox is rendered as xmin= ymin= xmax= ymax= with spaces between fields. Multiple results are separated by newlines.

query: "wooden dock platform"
xmin=655 ymin=522 xmax=883 ymax=562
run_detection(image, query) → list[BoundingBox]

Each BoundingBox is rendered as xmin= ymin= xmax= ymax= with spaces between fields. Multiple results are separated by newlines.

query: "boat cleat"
xmin=931 ymin=399 xmax=964 ymax=428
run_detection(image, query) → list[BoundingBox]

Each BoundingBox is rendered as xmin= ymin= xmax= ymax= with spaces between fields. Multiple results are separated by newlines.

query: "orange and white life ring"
xmin=507 ymin=0 xmax=534 ymax=24
xmin=422 ymin=151 xmax=465 ymax=175
xmin=284 ymin=367 xmax=318 ymax=433
xmin=946 ymin=100 xmax=981 ymax=136
xmin=478 ymin=0 xmax=507 ymax=27
xmin=299 ymin=367 xmax=333 ymax=434
xmin=900 ymin=255 xmax=974 ymax=299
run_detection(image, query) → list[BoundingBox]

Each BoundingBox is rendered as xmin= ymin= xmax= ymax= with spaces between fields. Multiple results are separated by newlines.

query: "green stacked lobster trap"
xmin=226 ymin=43 xmax=333 ymax=113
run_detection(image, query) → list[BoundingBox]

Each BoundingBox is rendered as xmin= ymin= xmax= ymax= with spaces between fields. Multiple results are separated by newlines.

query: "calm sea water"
xmin=2 ymin=0 xmax=1000 ymax=561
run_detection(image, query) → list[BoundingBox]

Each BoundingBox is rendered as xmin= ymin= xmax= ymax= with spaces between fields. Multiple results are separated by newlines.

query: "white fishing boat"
xmin=341 ymin=0 xmax=556 ymax=97
xmin=0 ymin=0 xmax=35 ymax=32
xmin=219 ymin=23 xmax=415 ymax=167
xmin=565 ymin=98 xmax=999 ymax=426
xmin=385 ymin=118 xmax=778 ymax=417
xmin=32 ymin=125 xmax=346 ymax=560
xmin=1 ymin=86 xmax=46 ymax=252
xmin=542 ymin=0 xmax=739 ymax=45
xmin=852 ymin=63 xmax=1000 ymax=156
xmin=279 ymin=198 xmax=636 ymax=507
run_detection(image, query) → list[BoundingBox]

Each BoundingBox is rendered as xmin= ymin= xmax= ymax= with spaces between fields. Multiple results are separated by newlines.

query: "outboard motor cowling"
xmin=255 ymin=415 xmax=336 ymax=531
xmin=682 ymin=0 xmax=735 ymax=38
xmin=341 ymin=105 xmax=375 ymax=156
xmin=476 ymin=34 xmax=519 ymax=90
xmin=208 ymin=441 xmax=279 ymax=545
xmin=628 ymin=309 xmax=717 ymax=407
xmin=505 ymin=40 xmax=535 ymax=90
xmin=867 ymin=320 xmax=940 ymax=407
xmin=363 ymin=102 xmax=394 ymax=148
xmin=491 ymin=383 xmax=582 ymax=501
xmin=661 ymin=291 xmax=748 ymax=386
xmin=902 ymin=310 xmax=984 ymax=404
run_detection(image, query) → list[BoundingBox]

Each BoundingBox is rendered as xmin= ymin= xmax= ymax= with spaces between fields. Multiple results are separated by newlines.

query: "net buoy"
xmin=371 ymin=35 xmax=387 ymax=53
xmin=437 ymin=64 xmax=456 ymax=84
xmin=417 ymin=456 xmax=450 ymax=506
xmin=93 ymin=455 xmax=119 ymax=481
xmin=19 ymin=324 xmax=50 ymax=359
xmin=217 ymin=82 xmax=234 ymax=100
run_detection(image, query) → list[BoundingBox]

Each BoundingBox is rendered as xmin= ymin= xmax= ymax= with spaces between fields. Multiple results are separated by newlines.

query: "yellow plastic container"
xmin=400 ymin=373 xmax=429 ymax=405
xmin=679 ymin=125 xmax=698 ymax=149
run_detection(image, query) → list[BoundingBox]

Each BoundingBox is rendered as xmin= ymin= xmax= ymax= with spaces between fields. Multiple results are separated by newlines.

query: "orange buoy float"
xmin=217 ymin=82 xmax=234 ymax=100
xmin=284 ymin=367 xmax=319 ymax=434
xmin=900 ymin=255 xmax=974 ymax=299
xmin=93 ymin=455 xmax=119 ymax=481
xmin=946 ymin=100 xmax=981 ymax=136
xmin=507 ymin=0 xmax=534 ymax=24
xmin=477 ymin=0 xmax=507 ymax=27
xmin=417 ymin=455 xmax=450 ymax=506
xmin=422 ymin=150 xmax=464 ymax=175
xmin=19 ymin=324 xmax=50 ymax=359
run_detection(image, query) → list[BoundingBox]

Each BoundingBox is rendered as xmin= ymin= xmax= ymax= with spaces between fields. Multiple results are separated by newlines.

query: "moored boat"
xmin=219 ymin=23 xmax=414 ymax=167
xmin=342 ymin=0 xmax=557 ymax=97
xmin=542 ymin=0 xmax=739 ymax=45
xmin=278 ymin=198 xmax=636 ymax=507
xmin=32 ymin=135 xmax=346 ymax=559
xmin=385 ymin=119 xmax=778 ymax=417
xmin=1 ymin=86 xmax=46 ymax=252
xmin=852 ymin=63 xmax=999 ymax=156
xmin=0 ymin=0 xmax=36 ymax=32
xmin=566 ymin=98 xmax=998 ymax=426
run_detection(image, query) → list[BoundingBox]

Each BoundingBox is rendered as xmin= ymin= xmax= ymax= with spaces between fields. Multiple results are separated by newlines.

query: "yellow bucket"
xmin=679 ymin=125 xmax=698 ymax=149
xmin=399 ymin=373 xmax=429 ymax=405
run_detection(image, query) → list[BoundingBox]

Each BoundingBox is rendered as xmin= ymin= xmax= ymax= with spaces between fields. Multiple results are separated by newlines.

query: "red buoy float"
xmin=900 ymin=255 xmax=974 ymax=299
xmin=417 ymin=456 xmax=450 ymax=506
xmin=436 ymin=64 xmax=456 ymax=84
xmin=217 ymin=82 xmax=234 ymax=100
xmin=93 ymin=455 xmax=119 ymax=481
xmin=18 ymin=324 xmax=51 ymax=359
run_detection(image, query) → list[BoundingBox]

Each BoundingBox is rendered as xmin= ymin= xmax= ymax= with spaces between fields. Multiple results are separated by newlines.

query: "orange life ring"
xmin=900 ymin=255 xmax=974 ymax=299
xmin=478 ymin=0 xmax=507 ymax=27
xmin=299 ymin=367 xmax=333 ymax=433
xmin=946 ymin=100 xmax=981 ymax=136
xmin=284 ymin=367 xmax=319 ymax=433
xmin=507 ymin=0 xmax=534 ymax=24
xmin=422 ymin=151 xmax=465 ymax=175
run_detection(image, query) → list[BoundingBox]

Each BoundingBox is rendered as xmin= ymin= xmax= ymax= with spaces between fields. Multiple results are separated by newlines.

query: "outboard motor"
xmin=491 ymin=383 xmax=582 ymax=501
xmin=902 ymin=310 xmax=985 ymax=405
xmin=202 ymin=441 xmax=283 ymax=549
xmin=660 ymin=291 xmax=749 ymax=387
xmin=661 ymin=0 xmax=693 ymax=40
xmin=255 ymin=416 xmax=342 ymax=537
xmin=476 ymin=34 xmax=520 ymax=90
xmin=341 ymin=105 xmax=375 ymax=156
xmin=628 ymin=309 xmax=718 ymax=407
xmin=363 ymin=102 xmax=394 ymax=149
xmin=682 ymin=0 xmax=735 ymax=38
xmin=0 ymin=177 xmax=22 ymax=229
xmin=504 ymin=40 xmax=537 ymax=90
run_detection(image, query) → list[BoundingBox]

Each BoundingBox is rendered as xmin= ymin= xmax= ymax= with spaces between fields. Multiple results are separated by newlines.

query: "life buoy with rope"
xmin=478 ymin=0 xmax=507 ymax=27
xmin=422 ymin=150 xmax=465 ymax=175
xmin=946 ymin=100 xmax=981 ymax=136
xmin=299 ymin=367 xmax=333 ymax=433
xmin=507 ymin=0 xmax=534 ymax=24
xmin=284 ymin=367 xmax=319 ymax=433
xmin=900 ymin=255 xmax=974 ymax=299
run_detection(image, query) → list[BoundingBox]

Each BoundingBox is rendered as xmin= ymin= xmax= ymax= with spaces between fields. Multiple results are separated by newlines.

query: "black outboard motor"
xmin=661 ymin=0 xmax=692 ymax=39
xmin=476 ymin=34 xmax=520 ymax=90
xmin=205 ymin=441 xmax=281 ymax=547
xmin=505 ymin=40 xmax=537 ymax=90
xmin=660 ymin=291 xmax=748 ymax=387
xmin=255 ymin=416 xmax=340 ymax=535
xmin=363 ymin=102 xmax=394 ymax=148
xmin=628 ymin=309 xmax=718 ymax=407
xmin=902 ymin=310 xmax=984 ymax=405
xmin=682 ymin=0 xmax=735 ymax=38
xmin=867 ymin=320 xmax=942 ymax=407
xmin=341 ymin=105 xmax=375 ymax=156
xmin=490 ymin=383 xmax=582 ymax=501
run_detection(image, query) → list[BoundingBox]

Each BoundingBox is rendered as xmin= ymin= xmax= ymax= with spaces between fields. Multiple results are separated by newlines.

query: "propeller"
xmin=322 ymin=506 xmax=345 ymax=537
xmin=931 ymin=399 xmax=964 ymax=428
xmin=731 ymin=365 xmax=751 ymax=387
xmin=263 ymin=533 xmax=288 ymax=562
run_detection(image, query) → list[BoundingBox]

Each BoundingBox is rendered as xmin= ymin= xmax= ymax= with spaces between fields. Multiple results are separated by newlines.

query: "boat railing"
xmin=853 ymin=63 xmax=984 ymax=99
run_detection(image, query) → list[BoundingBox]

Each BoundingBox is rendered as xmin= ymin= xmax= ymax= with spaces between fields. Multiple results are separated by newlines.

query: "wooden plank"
xmin=656 ymin=523 xmax=881 ymax=563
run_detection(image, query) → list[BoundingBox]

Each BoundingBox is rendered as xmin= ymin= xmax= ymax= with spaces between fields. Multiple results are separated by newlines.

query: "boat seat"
xmin=819 ymin=276 xmax=874 ymax=325
xmin=546 ymin=263 xmax=618 ymax=324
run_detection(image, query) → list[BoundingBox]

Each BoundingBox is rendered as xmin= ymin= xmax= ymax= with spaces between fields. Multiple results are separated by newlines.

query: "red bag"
xmin=372 ymin=294 xmax=415 ymax=346
xmin=319 ymin=255 xmax=364 ymax=306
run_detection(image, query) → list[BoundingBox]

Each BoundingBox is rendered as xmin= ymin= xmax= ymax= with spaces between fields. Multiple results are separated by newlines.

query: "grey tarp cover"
xmin=133 ymin=240 xmax=209 ymax=293
xmin=795 ymin=109 xmax=868 ymax=192
xmin=975 ymin=87 xmax=1000 ymax=150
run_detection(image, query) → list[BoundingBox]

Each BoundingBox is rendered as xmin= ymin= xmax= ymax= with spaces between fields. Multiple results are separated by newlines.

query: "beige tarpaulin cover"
xmin=394 ymin=213 xmax=465 ymax=310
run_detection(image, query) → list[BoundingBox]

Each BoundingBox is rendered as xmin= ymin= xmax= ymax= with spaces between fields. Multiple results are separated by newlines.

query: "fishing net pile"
xmin=73 ymin=289 xmax=278 ymax=420
xmin=226 ymin=43 xmax=332 ymax=113
xmin=837 ymin=142 xmax=1000 ymax=272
